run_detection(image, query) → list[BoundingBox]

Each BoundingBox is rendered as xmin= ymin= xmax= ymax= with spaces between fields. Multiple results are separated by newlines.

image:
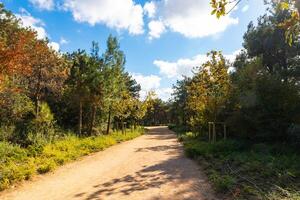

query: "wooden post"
xmin=208 ymin=123 xmax=211 ymax=142
xmin=223 ymin=124 xmax=227 ymax=140
xmin=213 ymin=123 xmax=216 ymax=143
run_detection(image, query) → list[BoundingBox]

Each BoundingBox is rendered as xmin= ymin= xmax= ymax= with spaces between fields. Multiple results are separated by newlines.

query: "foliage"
xmin=142 ymin=91 xmax=170 ymax=126
xmin=170 ymin=2 xmax=300 ymax=143
xmin=186 ymin=51 xmax=231 ymax=131
xmin=210 ymin=0 xmax=300 ymax=45
xmin=179 ymin=132 xmax=300 ymax=200
xmin=0 ymin=128 xmax=143 ymax=191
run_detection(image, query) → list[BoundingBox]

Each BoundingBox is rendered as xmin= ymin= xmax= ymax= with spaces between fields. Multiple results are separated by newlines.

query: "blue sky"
xmin=1 ymin=0 xmax=267 ymax=100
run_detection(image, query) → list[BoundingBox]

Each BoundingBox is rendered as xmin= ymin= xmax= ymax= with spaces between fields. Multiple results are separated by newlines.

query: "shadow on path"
xmin=72 ymin=127 xmax=214 ymax=200
xmin=83 ymin=156 xmax=204 ymax=200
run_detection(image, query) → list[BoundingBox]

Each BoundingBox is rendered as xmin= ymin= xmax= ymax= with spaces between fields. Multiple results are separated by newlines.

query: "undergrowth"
xmin=174 ymin=129 xmax=300 ymax=200
xmin=0 ymin=128 xmax=143 ymax=191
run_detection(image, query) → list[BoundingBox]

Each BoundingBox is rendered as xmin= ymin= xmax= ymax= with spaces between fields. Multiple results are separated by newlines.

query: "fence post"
xmin=208 ymin=122 xmax=211 ymax=142
xmin=213 ymin=123 xmax=216 ymax=143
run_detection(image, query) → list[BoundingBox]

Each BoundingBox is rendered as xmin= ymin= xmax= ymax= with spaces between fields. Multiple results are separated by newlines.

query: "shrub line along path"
xmin=0 ymin=127 xmax=217 ymax=200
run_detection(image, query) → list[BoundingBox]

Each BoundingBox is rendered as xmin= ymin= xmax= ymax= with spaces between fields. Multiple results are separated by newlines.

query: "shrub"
xmin=0 ymin=128 xmax=143 ymax=191
xmin=209 ymin=171 xmax=236 ymax=192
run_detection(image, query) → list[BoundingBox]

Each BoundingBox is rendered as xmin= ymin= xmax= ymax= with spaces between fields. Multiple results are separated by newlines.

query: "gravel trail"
xmin=0 ymin=127 xmax=217 ymax=200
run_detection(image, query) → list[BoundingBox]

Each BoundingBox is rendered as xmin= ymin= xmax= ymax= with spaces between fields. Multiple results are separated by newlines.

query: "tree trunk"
xmin=88 ymin=104 xmax=97 ymax=136
xmin=78 ymin=98 xmax=82 ymax=135
xmin=106 ymin=106 xmax=111 ymax=135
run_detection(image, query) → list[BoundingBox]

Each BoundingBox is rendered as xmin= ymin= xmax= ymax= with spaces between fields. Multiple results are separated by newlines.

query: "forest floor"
xmin=0 ymin=127 xmax=217 ymax=200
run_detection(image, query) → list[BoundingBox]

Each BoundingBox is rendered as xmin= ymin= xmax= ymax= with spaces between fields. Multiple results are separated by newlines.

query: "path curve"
xmin=0 ymin=127 xmax=217 ymax=200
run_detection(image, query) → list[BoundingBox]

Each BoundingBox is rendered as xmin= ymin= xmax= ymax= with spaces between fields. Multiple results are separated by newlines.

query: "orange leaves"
xmin=0 ymin=30 xmax=35 ymax=77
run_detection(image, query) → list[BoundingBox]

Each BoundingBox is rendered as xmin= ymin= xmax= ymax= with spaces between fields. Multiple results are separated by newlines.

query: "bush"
xmin=177 ymin=131 xmax=300 ymax=199
xmin=0 ymin=128 xmax=143 ymax=191
xmin=209 ymin=171 xmax=236 ymax=192
xmin=12 ymin=102 xmax=58 ymax=147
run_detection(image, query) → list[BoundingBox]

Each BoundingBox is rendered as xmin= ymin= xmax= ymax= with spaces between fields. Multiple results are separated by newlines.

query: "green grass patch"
xmin=0 ymin=128 xmax=143 ymax=191
xmin=177 ymin=131 xmax=300 ymax=200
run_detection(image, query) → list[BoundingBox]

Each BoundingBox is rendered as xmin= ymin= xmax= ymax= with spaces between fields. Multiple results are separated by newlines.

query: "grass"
xmin=0 ymin=128 xmax=143 ymax=191
xmin=174 ymin=129 xmax=300 ymax=200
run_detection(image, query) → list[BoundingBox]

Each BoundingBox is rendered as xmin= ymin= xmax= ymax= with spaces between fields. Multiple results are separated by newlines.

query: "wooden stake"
xmin=208 ymin=123 xmax=211 ymax=142
xmin=224 ymin=124 xmax=227 ymax=140
xmin=213 ymin=123 xmax=216 ymax=143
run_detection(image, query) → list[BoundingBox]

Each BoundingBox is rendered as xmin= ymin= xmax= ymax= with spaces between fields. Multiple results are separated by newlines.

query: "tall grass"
xmin=178 ymin=132 xmax=300 ymax=200
xmin=0 ymin=128 xmax=143 ymax=191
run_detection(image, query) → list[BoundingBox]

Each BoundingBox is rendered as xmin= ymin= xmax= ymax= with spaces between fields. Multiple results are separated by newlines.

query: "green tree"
xmin=103 ymin=35 xmax=126 ymax=134
xmin=187 ymin=51 xmax=231 ymax=131
xmin=67 ymin=50 xmax=90 ymax=135
xmin=170 ymin=77 xmax=191 ymax=129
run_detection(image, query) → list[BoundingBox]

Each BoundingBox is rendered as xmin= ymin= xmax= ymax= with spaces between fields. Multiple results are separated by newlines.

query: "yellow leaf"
xmin=279 ymin=2 xmax=289 ymax=10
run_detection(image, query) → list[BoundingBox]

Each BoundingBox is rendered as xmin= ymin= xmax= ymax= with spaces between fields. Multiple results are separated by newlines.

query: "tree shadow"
xmin=72 ymin=127 xmax=216 ymax=200
xmin=78 ymin=155 xmax=215 ymax=200
xmin=144 ymin=128 xmax=177 ymax=141
xmin=135 ymin=145 xmax=179 ymax=153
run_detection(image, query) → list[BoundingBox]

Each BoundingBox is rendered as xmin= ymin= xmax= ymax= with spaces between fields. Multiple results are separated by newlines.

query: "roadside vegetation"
xmin=0 ymin=3 xmax=152 ymax=191
xmin=172 ymin=130 xmax=300 ymax=200
xmin=0 ymin=128 xmax=143 ymax=191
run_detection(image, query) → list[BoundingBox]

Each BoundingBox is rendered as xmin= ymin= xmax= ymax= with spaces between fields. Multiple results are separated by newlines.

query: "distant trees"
xmin=142 ymin=92 xmax=170 ymax=126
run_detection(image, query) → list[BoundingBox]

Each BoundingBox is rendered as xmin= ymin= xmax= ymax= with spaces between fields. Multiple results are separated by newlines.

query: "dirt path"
xmin=1 ymin=127 xmax=217 ymax=200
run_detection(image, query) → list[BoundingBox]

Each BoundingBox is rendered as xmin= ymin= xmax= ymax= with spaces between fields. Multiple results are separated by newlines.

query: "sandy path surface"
xmin=0 ymin=127 xmax=217 ymax=200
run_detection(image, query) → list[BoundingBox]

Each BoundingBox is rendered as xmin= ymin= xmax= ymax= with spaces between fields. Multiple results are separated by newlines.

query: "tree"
xmin=103 ymin=35 xmax=126 ymax=134
xmin=0 ymin=3 xmax=33 ymax=84
xmin=26 ymin=40 xmax=67 ymax=118
xmin=67 ymin=50 xmax=90 ymax=135
xmin=142 ymin=92 xmax=170 ymax=126
xmin=170 ymin=77 xmax=191 ymax=129
xmin=86 ymin=42 xmax=105 ymax=135
xmin=243 ymin=5 xmax=300 ymax=83
xmin=187 ymin=51 xmax=231 ymax=131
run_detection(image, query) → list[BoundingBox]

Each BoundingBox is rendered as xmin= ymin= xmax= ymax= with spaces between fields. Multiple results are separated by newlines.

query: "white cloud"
xmin=146 ymin=0 xmax=238 ymax=39
xmin=148 ymin=20 xmax=166 ymax=39
xmin=63 ymin=0 xmax=144 ymax=35
xmin=144 ymin=1 xmax=156 ymax=18
xmin=131 ymin=73 xmax=161 ymax=91
xmin=130 ymin=73 xmax=162 ymax=99
xmin=29 ymin=0 xmax=54 ymax=10
xmin=48 ymin=42 xmax=60 ymax=51
xmin=242 ymin=5 xmax=249 ymax=12
xmin=156 ymin=87 xmax=173 ymax=101
xmin=16 ymin=9 xmax=47 ymax=39
xmin=60 ymin=37 xmax=69 ymax=45
xmin=154 ymin=49 xmax=242 ymax=79
xmin=154 ymin=55 xmax=206 ymax=79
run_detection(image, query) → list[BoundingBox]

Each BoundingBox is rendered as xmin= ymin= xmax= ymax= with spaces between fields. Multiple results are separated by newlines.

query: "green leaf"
xmin=211 ymin=9 xmax=217 ymax=15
